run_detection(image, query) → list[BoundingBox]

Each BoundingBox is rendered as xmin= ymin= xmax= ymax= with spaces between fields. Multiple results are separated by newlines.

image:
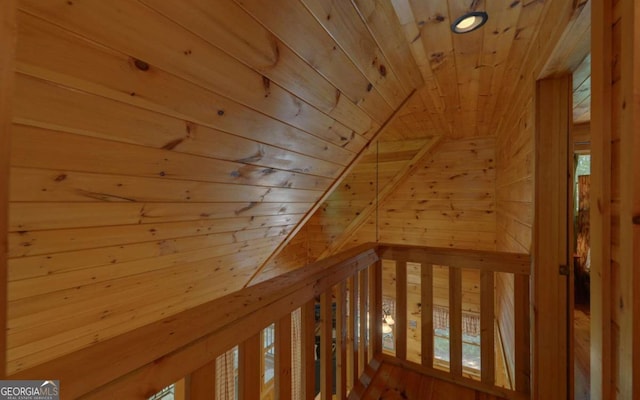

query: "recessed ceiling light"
xmin=451 ymin=11 xmax=488 ymax=34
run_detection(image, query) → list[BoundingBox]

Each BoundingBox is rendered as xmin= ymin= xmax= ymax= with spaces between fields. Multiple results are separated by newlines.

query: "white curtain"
xmin=215 ymin=347 xmax=237 ymax=400
xmin=291 ymin=308 xmax=302 ymax=400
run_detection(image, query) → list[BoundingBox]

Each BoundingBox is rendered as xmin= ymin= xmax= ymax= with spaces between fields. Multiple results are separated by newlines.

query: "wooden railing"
xmin=15 ymin=243 xmax=530 ymax=399
xmin=376 ymin=244 xmax=531 ymax=400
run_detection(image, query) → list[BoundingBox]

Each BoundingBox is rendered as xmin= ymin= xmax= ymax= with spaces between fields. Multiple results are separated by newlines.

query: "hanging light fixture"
xmin=451 ymin=11 xmax=488 ymax=34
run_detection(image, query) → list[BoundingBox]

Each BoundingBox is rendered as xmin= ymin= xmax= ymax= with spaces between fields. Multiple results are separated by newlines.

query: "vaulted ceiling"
xmin=7 ymin=0 xmax=588 ymax=375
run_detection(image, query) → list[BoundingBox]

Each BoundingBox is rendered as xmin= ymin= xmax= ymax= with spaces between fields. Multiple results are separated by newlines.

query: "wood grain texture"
xmin=0 ymin=0 xmax=16 ymax=380
xmin=317 ymin=136 xmax=442 ymax=259
xmin=238 ymin=334 xmax=261 ymax=400
xmin=8 ymin=245 xmax=377 ymax=398
xmin=187 ymin=361 xmax=215 ymax=400
xmin=347 ymin=137 xmax=497 ymax=251
xmin=8 ymin=0 xmax=422 ymax=375
xmin=368 ymin=357 xmax=524 ymax=400
xmin=532 ymin=76 xmax=571 ymax=399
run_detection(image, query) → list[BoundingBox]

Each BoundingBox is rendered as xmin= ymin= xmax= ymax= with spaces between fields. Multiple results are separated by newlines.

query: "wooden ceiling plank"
xmin=491 ymin=0 xmax=575 ymax=135
xmin=573 ymin=96 xmax=591 ymax=123
xmin=350 ymin=0 xmax=424 ymax=91
xmin=318 ymin=136 xmax=443 ymax=258
xmin=8 ymin=226 xmax=293 ymax=286
xmin=476 ymin=1 xmax=522 ymax=135
xmin=539 ymin=0 xmax=591 ymax=78
xmin=10 ymin=167 xmax=321 ymax=207
xmin=12 ymin=129 xmax=333 ymax=195
xmin=9 ymin=202 xmax=308 ymax=234
xmin=9 ymin=231 xmax=291 ymax=301
xmin=572 ymin=53 xmax=591 ymax=90
xmin=573 ymin=76 xmax=591 ymax=106
xmin=487 ymin=0 xmax=548 ymax=133
xmin=409 ymin=0 xmax=460 ymax=131
xmin=18 ymin=0 xmax=358 ymax=152
xmin=15 ymin=74 xmax=350 ymax=177
xmin=389 ymin=0 xmax=451 ymax=138
xmin=9 ymin=201 xmax=309 ymax=232
xmin=15 ymin=12 xmax=360 ymax=163
xmin=300 ymin=0 xmax=410 ymax=108
xmin=8 ymin=207 xmax=299 ymax=260
xmin=447 ymin=0 xmax=484 ymax=138
xmin=416 ymin=83 xmax=451 ymax=136
xmin=139 ymin=0 xmax=374 ymax=137
xmin=232 ymin=0 xmax=394 ymax=125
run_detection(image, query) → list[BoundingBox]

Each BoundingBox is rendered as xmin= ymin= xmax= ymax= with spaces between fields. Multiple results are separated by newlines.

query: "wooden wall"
xmin=6 ymin=1 xmax=420 ymax=375
xmin=494 ymin=94 xmax=534 ymax=384
xmin=250 ymin=225 xmax=309 ymax=286
xmin=591 ymin=0 xmax=640 ymax=397
xmin=492 ymin=1 xmax=576 ymax=396
xmin=348 ymin=137 xmax=497 ymax=251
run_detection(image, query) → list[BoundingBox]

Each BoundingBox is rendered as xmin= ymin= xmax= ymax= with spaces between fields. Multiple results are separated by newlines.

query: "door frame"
xmin=532 ymin=75 xmax=572 ymax=400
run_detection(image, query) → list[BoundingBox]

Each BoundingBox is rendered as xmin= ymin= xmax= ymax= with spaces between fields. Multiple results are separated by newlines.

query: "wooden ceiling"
xmin=6 ymin=0 xmax=590 ymax=376
xmin=383 ymin=0 xmax=591 ymax=141
xmin=8 ymin=0 xmax=423 ymax=374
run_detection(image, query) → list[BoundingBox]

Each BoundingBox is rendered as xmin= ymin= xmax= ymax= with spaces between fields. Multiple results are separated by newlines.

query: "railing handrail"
xmin=9 ymin=244 xmax=379 ymax=399
xmin=375 ymin=243 xmax=531 ymax=399
xmin=10 ymin=243 xmax=531 ymax=399
xmin=377 ymin=243 xmax=531 ymax=275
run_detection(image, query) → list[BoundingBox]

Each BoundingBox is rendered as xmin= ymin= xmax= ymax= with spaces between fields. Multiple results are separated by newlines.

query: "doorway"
xmin=572 ymin=150 xmax=591 ymax=400
xmin=571 ymin=52 xmax=591 ymax=400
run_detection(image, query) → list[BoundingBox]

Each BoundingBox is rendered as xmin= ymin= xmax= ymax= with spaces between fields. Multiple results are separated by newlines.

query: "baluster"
xmin=187 ymin=361 xmax=215 ymax=399
xmin=449 ymin=267 xmax=463 ymax=376
xmin=358 ymin=268 xmax=368 ymax=373
xmin=275 ymin=314 xmax=292 ymax=399
xmin=396 ymin=261 xmax=407 ymax=360
xmin=351 ymin=274 xmax=359 ymax=385
xmin=480 ymin=270 xmax=495 ymax=385
xmin=320 ymin=290 xmax=333 ymax=400
xmin=372 ymin=260 xmax=383 ymax=356
xmin=301 ymin=300 xmax=316 ymax=400
xmin=421 ymin=263 xmax=434 ymax=368
xmin=238 ymin=334 xmax=260 ymax=400
xmin=515 ymin=274 xmax=531 ymax=393
xmin=336 ymin=281 xmax=347 ymax=399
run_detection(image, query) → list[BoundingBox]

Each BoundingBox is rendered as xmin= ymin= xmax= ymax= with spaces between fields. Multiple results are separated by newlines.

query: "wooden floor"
xmin=574 ymin=307 xmax=590 ymax=400
xmin=358 ymin=362 xmax=506 ymax=400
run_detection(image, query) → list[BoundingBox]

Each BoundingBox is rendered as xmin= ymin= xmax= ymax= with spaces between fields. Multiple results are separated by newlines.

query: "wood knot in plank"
xmin=262 ymin=76 xmax=271 ymax=97
xmin=133 ymin=58 xmax=150 ymax=71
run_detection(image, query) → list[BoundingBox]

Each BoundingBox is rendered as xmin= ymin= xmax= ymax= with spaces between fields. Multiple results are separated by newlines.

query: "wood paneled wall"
xmin=250 ymin=226 xmax=309 ymax=286
xmin=6 ymin=1 xmax=420 ymax=375
xmin=492 ymin=0 xmax=575 ymax=395
xmin=349 ymin=137 xmax=497 ymax=251
xmin=591 ymin=0 xmax=640 ymax=397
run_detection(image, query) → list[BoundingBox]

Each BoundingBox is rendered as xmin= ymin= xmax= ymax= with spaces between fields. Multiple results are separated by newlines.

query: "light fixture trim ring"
xmin=451 ymin=11 xmax=489 ymax=34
